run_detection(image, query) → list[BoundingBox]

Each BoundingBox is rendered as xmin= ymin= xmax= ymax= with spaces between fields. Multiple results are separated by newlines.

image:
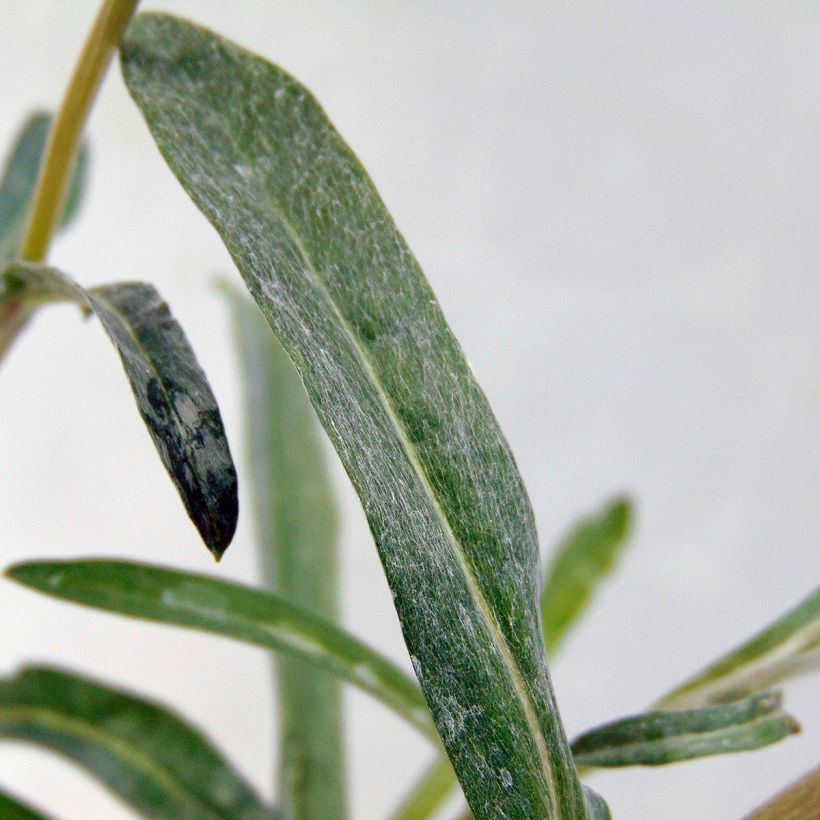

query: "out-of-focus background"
xmin=1 ymin=2 xmax=818 ymax=817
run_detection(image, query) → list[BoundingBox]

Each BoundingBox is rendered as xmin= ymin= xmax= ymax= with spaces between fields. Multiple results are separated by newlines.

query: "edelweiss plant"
xmin=1 ymin=3 xmax=817 ymax=818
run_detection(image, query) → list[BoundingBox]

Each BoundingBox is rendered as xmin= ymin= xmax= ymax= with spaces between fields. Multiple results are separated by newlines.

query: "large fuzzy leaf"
xmin=3 ymin=261 xmax=238 ymax=558
xmin=7 ymin=559 xmax=434 ymax=740
xmin=0 ymin=666 xmax=271 ymax=819
xmin=570 ymin=691 xmax=799 ymax=767
xmin=224 ymin=287 xmax=345 ymax=817
xmin=541 ymin=497 xmax=631 ymax=655
xmin=657 ymin=585 xmax=820 ymax=709
xmin=121 ymin=14 xmax=584 ymax=817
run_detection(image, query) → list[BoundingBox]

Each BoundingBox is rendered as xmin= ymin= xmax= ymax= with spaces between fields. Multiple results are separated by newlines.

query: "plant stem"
xmin=744 ymin=766 xmax=820 ymax=819
xmin=0 ymin=299 xmax=30 ymax=361
xmin=20 ymin=0 xmax=139 ymax=263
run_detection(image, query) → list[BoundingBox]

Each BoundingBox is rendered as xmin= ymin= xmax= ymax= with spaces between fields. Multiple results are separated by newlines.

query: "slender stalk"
xmin=20 ymin=0 xmax=139 ymax=262
xmin=744 ymin=766 xmax=820 ymax=819
xmin=0 ymin=299 xmax=30 ymax=360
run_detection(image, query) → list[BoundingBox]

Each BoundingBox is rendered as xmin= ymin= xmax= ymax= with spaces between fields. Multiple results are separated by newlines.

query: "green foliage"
xmin=541 ymin=498 xmax=632 ymax=655
xmin=121 ymin=12 xmax=583 ymax=818
xmin=0 ymin=788 xmax=49 ymax=820
xmin=657 ymin=585 xmax=820 ymax=709
xmin=571 ymin=692 xmax=799 ymax=767
xmin=0 ymin=5 xmax=815 ymax=820
xmin=3 ymin=261 xmax=238 ymax=558
xmin=0 ymin=112 xmax=89 ymax=359
xmin=0 ymin=113 xmax=87 ymax=266
xmin=7 ymin=560 xmax=434 ymax=740
xmin=0 ymin=666 xmax=271 ymax=819
xmin=224 ymin=288 xmax=344 ymax=817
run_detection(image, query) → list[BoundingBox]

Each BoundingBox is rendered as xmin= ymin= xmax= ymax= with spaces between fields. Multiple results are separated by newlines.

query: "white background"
xmin=1 ymin=2 xmax=818 ymax=818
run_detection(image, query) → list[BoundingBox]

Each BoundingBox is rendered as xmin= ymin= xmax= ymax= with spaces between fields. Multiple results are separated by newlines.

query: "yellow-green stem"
xmin=20 ymin=0 xmax=139 ymax=262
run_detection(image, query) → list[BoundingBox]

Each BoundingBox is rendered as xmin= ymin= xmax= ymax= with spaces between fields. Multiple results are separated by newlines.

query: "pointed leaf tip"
xmin=3 ymin=263 xmax=238 ymax=558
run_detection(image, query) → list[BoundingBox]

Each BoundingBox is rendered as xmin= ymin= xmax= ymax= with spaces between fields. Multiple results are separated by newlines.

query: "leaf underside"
xmin=3 ymin=262 xmax=238 ymax=559
xmin=0 ymin=666 xmax=271 ymax=820
xmin=571 ymin=691 xmax=799 ymax=767
xmin=88 ymin=282 xmax=238 ymax=558
xmin=121 ymin=12 xmax=583 ymax=818
xmin=224 ymin=287 xmax=345 ymax=817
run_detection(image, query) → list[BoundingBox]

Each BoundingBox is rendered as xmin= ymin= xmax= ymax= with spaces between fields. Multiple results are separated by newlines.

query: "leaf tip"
xmin=4 ymin=560 xmax=55 ymax=593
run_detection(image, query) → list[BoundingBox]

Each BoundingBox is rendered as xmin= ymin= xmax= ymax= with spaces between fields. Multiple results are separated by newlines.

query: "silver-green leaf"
xmin=570 ymin=691 xmax=799 ymax=767
xmin=0 ymin=666 xmax=271 ymax=819
xmin=657 ymin=585 xmax=820 ymax=709
xmin=6 ymin=559 xmax=434 ymax=740
xmin=224 ymin=286 xmax=345 ymax=817
xmin=0 ymin=112 xmax=88 ymax=360
xmin=121 ymin=14 xmax=585 ymax=817
xmin=3 ymin=261 xmax=238 ymax=559
xmin=0 ymin=112 xmax=88 ymax=266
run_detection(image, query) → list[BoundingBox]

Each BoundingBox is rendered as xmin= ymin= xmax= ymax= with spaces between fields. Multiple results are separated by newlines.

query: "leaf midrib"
xmin=0 ymin=704 xmax=224 ymax=819
xmin=250 ymin=178 xmax=558 ymax=813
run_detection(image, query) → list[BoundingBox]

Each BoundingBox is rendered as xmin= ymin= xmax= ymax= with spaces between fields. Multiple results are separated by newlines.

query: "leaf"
xmin=744 ymin=765 xmax=820 ymax=820
xmin=541 ymin=497 xmax=632 ymax=655
xmin=223 ymin=286 xmax=345 ymax=817
xmin=0 ymin=112 xmax=88 ymax=265
xmin=3 ymin=261 xmax=238 ymax=559
xmin=0 ymin=666 xmax=271 ymax=820
xmin=0 ymin=112 xmax=89 ymax=360
xmin=657 ymin=585 xmax=820 ymax=709
xmin=581 ymin=787 xmax=612 ymax=820
xmin=390 ymin=755 xmax=457 ymax=820
xmin=6 ymin=559 xmax=435 ymax=740
xmin=389 ymin=499 xmax=631 ymax=817
xmin=0 ymin=788 xmax=50 ymax=820
xmin=570 ymin=691 xmax=799 ymax=767
xmin=121 ymin=14 xmax=585 ymax=818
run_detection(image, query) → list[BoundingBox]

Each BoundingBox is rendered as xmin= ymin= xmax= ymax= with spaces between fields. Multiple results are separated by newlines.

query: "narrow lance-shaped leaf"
xmin=121 ymin=14 xmax=586 ymax=818
xmin=224 ymin=285 xmax=345 ymax=817
xmin=0 ymin=666 xmax=272 ymax=820
xmin=0 ymin=788 xmax=50 ymax=820
xmin=7 ymin=559 xmax=435 ymax=740
xmin=3 ymin=261 xmax=238 ymax=558
xmin=657 ymin=585 xmax=820 ymax=709
xmin=0 ymin=112 xmax=88 ymax=265
xmin=570 ymin=691 xmax=799 ymax=768
xmin=541 ymin=497 xmax=631 ymax=656
xmin=0 ymin=112 xmax=88 ymax=360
